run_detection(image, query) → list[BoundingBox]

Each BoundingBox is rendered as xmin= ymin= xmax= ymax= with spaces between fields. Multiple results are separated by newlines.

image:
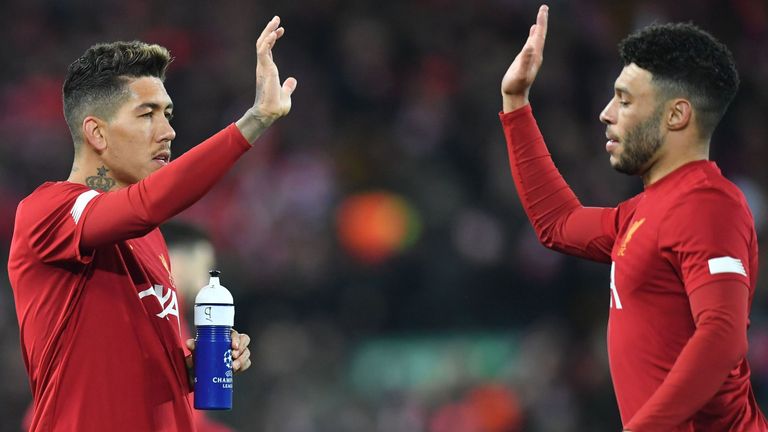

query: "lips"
xmin=605 ymin=132 xmax=620 ymax=153
xmin=152 ymin=151 xmax=171 ymax=165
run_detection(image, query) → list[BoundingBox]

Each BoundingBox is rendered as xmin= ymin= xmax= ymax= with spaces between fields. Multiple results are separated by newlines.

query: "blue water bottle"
xmin=194 ymin=270 xmax=234 ymax=410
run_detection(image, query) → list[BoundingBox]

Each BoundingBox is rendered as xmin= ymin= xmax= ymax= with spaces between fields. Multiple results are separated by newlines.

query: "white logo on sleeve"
xmin=708 ymin=256 xmax=747 ymax=277
xmin=610 ymin=261 xmax=623 ymax=309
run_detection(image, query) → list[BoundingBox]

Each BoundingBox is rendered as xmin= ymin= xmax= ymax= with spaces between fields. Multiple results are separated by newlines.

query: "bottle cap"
xmin=194 ymin=270 xmax=234 ymax=326
xmin=195 ymin=270 xmax=233 ymax=305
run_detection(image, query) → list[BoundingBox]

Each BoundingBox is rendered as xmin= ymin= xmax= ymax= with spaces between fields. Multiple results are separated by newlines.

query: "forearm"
xmin=500 ymin=105 xmax=613 ymax=261
xmin=81 ymin=124 xmax=251 ymax=249
xmin=626 ymin=281 xmax=749 ymax=431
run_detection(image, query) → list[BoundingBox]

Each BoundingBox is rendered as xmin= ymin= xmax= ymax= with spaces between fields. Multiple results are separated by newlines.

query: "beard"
xmin=612 ymin=106 xmax=664 ymax=175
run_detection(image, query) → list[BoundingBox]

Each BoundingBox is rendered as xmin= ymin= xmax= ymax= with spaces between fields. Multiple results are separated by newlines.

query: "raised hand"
xmin=501 ymin=5 xmax=549 ymax=112
xmin=236 ymin=16 xmax=298 ymax=143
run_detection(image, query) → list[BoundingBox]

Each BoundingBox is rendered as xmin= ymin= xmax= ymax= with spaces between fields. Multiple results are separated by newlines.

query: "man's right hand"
xmin=236 ymin=16 xmax=298 ymax=144
xmin=501 ymin=5 xmax=549 ymax=113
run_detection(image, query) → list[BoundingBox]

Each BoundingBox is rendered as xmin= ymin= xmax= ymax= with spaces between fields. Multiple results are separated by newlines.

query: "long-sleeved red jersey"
xmin=9 ymin=123 xmax=250 ymax=431
xmin=500 ymin=104 xmax=768 ymax=431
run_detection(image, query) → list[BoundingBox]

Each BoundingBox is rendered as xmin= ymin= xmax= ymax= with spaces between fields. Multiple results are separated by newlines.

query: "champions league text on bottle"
xmin=194 ymin=270 xmax=235 ymax=410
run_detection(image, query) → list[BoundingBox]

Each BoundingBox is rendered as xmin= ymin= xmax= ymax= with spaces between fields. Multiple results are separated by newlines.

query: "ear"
xmin=82 ymin=116 xmax=108 ymax=152
xmin=666 ymin=99 xmax=692 ymax=132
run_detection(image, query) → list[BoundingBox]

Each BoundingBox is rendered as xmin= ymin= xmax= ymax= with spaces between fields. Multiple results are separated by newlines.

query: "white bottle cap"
xmin=194 ymin=270 xmax=234 ymax=326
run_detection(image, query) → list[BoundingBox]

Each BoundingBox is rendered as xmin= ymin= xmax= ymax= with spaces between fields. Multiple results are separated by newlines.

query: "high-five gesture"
xmin=501 ymin=5 xmax=549 ymax=112
xmin=237 ymin=16 xmax=298 ymax=143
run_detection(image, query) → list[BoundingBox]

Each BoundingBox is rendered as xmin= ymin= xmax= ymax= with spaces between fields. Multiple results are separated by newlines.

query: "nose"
xmin=599 ymin=98 xmax=616 ymax=125
xmin=158 ymin=118 xmax=176 ymax=143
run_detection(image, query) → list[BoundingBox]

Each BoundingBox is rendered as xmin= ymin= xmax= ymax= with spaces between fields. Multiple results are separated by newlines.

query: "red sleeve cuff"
xmin=498 ymin=104 xmax=534 ymax=128
xmin=225 ymin=122 xmax=253 ymax=150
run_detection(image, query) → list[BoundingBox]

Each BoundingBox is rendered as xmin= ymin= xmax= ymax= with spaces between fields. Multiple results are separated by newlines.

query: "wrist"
xmin=234 ymin=109 xmax=272 ymax=144
xmin=502 ymin=93 xmax=530 ymax=113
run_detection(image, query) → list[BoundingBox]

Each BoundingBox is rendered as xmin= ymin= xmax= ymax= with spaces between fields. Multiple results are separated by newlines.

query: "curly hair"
xmin=63 ymin=41 xmax=172 ymax=145
xmin=619 ymin=23 xmax=739 ymax=137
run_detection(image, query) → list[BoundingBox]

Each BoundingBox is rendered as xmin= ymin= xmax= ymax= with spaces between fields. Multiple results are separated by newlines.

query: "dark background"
xmin=1 ymin=0 xmax=766 ymax=430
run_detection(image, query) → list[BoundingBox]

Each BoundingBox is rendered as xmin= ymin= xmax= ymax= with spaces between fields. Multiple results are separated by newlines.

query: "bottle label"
xmin=194 ymin=328 xmax=233 ymax=410
xmin=194 ymin=304 xmax=235 ymax=326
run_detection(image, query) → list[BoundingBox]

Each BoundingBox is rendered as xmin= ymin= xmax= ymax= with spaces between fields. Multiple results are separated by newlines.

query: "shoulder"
xmin=16 ymin=182 xmax=97 ymax=224
xmin=662 ymin=168 xmax=754 ymax=240
xmin=673 ymin=163 xmax=750 ymax=217
xmin=20 ymin=182 xmax=93 ymax=206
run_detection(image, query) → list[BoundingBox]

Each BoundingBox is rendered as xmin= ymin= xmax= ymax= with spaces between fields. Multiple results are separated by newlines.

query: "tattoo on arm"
xmin=86 ymin=166 xmax=116 ymax=192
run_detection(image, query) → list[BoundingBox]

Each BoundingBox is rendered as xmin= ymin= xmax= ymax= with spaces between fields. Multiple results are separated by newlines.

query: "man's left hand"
xmin=185 ymin=329 xmax=253 ymax=377
xmin=228 ymin=329 xmax=252 ymax=372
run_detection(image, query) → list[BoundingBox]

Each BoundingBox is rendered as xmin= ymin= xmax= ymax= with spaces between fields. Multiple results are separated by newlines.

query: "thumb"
xmin=282 ymin=77 xmax=298 ymax=96
xmin=186 ymin=338 xmax=195 ymax=351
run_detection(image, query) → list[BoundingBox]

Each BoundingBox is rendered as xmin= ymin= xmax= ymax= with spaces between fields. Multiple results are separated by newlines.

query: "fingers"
xmin=233 ymin=347 xmax=251 ymax=372
xmin=258 ymin=16 xmax=281 ymax=44
xmin=532 ymin=5 xmax=549 ymax=50
xmin=257 ymin=16 xmax=285 ymax=66
xmin=231 ymin=330 xmax=252 ymax=373
xmin=186 ymin=338 xmax=195 ymax=351
xmin=520 ymin=5 xmax=548 ymax=66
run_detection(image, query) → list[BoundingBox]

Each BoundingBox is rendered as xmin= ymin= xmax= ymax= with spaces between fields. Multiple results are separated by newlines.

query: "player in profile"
xmin=499 ymin=5 xmax=767 ymax=431
xmin=8 ymin=16 xmax=295 ymax=430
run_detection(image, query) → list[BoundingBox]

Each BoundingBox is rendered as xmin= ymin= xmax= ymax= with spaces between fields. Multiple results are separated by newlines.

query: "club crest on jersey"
xmin=137 ymin=284 xmax=179 ymax=320
xmin=617 ymin=218 xmax=645 ymax=256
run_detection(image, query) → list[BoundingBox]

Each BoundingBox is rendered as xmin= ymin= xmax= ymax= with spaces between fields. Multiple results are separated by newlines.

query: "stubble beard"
xmin=612 ymin=107 xmax=664 ymax=176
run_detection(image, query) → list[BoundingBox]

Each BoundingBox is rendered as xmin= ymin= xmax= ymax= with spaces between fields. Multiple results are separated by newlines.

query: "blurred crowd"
xmin=1 ymin=0 xmax=767 ymax=430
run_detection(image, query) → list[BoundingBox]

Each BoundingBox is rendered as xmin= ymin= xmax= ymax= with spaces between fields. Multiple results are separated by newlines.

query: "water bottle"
xmin=194 ymin=270 xmax=235 ymax=410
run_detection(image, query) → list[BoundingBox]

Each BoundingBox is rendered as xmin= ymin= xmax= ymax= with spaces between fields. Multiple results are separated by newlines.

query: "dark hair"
xmin=162 ymin=221 xmax=211 ymax=250
xmin=63 ymin=41 xmax=172 ymax=145
xmin=619 ymin=23 xmax=739 ymax=137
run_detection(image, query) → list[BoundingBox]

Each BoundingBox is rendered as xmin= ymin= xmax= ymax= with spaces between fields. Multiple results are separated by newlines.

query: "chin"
xmin=610 ymin=159 xmax=636 ymax=176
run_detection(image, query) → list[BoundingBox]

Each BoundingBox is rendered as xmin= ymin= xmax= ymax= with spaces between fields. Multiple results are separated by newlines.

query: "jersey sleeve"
xmin=658 ymin=187 xmax=753 ymax=294
xmin=79 ymin=123 xmax=251 ymax=252
xmin=19 ymin=184 xmax=100 ymax=265
xmin=625 ymin=280 xmax=749 ymax=431
xmin=500 ymin=105 xmax=619 ymax=263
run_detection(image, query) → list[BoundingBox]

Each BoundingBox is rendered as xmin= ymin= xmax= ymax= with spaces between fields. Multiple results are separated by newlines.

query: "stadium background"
xmin=0 ymin=0 xmax=766 ymax=430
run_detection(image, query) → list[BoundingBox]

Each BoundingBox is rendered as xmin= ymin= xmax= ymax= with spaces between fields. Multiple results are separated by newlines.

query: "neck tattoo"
xmin=86 ymin=165 xmax=116 ymax=192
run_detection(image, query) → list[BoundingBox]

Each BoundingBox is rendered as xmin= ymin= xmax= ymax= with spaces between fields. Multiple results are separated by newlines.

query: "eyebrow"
xmin=135 ymin=102 xmax=174 ymax=112
xmin=615 ymin=86 xmax=632 ymax=96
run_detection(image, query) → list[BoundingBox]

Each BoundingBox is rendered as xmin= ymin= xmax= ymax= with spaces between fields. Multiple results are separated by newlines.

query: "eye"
xmin=140 ymin=112 xmax=153 ymax=118
xmin=164 ymin=112 xmax=174 ymax=121
xmin=619 ymin=100 xmax=630 ymax=107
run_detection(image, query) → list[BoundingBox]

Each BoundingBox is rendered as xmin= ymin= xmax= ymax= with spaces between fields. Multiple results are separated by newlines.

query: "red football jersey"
xmin=500 ymin=105 xmax=768 ymax=431
xmin=8 ymin=123 xmax=251 ymax=431
xmin=9 ymin=182 xmax=194 ymax=431
xmin=607 ymin=161 xmax=764 ymax=430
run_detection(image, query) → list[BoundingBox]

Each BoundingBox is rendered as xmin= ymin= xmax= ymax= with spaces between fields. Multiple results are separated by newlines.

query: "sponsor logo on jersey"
xmin=610 ymin=261 xmax=622 ymax=309
xmin=137 ymin=284 xmax=180 ymax=320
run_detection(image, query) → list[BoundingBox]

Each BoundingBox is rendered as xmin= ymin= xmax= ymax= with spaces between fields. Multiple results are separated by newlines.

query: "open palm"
xmin=501 ymin=5 xmax=549 ymax=112
xmin=253 ymin=16 xmax=297 ymax=126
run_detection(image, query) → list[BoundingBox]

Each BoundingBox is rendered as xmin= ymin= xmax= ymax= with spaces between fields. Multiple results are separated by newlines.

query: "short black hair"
xmin=63 ymin=41 xmax=172 ymax=146
xmin=161 ymin=221 xmax=211 ymax=250
xmin=619 ymin=22 xmax=739 ymax=137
